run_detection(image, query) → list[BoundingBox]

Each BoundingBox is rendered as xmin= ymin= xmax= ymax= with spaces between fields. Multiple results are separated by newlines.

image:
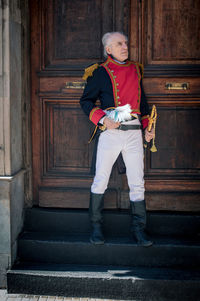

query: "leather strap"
xmin=116 ymin=124 xmax=142 ymax=131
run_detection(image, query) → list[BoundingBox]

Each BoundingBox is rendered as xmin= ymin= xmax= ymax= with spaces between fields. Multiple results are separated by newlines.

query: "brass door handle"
xmin=65 ymin=81 xmax=86 ymax=89
xmin=165 ymin=82 xmax=189 ymax=90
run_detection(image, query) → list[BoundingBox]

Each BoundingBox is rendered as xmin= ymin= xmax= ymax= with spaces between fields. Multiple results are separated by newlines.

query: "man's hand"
xmin=103 ymin=117 xmax=120 ymax=129
xmin=145 ymin=127 xmax=155 ymax=142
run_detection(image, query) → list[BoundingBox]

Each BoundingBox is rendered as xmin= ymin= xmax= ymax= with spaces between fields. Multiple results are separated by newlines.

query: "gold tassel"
xmin=82 ymin=63 xmax=99 ymax=81
xmin=150 ymin=139 xmax=157 ymax=152
xmin=147 ymin=105 xmax=157 ymax=152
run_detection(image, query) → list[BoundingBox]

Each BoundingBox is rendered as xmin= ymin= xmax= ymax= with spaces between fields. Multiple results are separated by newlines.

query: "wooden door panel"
xmin=147 ymin=0 xmax=200 ymax=65
xmin=39 ymin=187 xmax=118 ymax=209
xmin=43 ymin=100 xmax=93 ymax=175
xmin=150 ymin=107 xmax=200 ymax=171
xmin=143 ymin=77 xmax=200 ymax=96
xmin=40 ymin=0 xmax=130 ymax=74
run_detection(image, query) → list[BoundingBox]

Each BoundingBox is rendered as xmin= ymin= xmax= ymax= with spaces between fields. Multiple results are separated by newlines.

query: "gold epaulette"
xmin=82 ymin=63 xmax=99 ymax=80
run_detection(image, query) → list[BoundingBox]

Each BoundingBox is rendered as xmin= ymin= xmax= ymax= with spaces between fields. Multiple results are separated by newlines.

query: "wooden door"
xmin=31 ymin=0 xmax=200 ymax=211
xmin=141 ymin=0 xmax=200 ymax=211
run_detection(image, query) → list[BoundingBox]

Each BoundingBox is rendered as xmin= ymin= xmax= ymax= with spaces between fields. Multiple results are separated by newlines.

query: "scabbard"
xmin=90 ymin=130 xmax=101 ymax=175
xmin=116 ymin=152 xmax=126 ymax=174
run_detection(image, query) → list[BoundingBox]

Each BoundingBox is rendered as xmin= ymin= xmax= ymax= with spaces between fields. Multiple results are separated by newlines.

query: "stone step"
xmin=7 ymin=263 xmax=200 ymax=301
xmin=23 ymin=207 xmax=200 ymax=237
xmin=18 ymin=232 xmax=200 ymax=268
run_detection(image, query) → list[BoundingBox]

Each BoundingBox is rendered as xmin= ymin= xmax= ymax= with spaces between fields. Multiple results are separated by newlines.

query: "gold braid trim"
xmin=138 ymin=63 xmax=144 ymax=79
xmin=88 ymin=107 xmax=116 ymax=143
xmin=141 ymin=114 xmax=150 ymax=120
xmin=88 ymin=125 xmax=98 ymax=144
xmin=82 ymin=63 xmax=99 ymax=80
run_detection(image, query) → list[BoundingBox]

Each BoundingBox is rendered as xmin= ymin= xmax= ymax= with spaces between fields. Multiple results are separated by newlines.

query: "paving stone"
xmin=0 ymin=291 xmax=134 ymax=301
xmin=38 ymin=297 xmax=48 ymax=301
xmin=6 ymin=296 xmax=22 ymax=301
xmin=2 ymin=290 xmax=137 ymax=301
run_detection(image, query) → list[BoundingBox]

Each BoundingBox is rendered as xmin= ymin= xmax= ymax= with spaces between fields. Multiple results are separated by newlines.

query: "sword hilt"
xmin=144 ymin=105 xmax=157 ymax=152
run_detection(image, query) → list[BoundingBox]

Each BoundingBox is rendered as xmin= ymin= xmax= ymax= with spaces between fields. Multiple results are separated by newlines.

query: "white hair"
xmin=102 ymin=32 xmax=128 ymax=57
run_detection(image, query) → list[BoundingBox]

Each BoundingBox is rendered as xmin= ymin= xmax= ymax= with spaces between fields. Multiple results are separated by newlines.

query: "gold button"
xmin=117 ymin=96 xmax=120 ymax=99
xmin=118 ymin=102 xmax=121 ymax=104
xmin=116 ymin=83 xmax=119 ymax=86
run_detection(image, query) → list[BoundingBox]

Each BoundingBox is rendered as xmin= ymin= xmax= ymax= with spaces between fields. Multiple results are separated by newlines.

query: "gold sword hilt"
xmin=144 ymin=105 xmax=157 ymax=152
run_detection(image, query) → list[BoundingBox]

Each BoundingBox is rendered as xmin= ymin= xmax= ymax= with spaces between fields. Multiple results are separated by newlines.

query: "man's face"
xmin=106 ymin=33 xmax=128 ymax=62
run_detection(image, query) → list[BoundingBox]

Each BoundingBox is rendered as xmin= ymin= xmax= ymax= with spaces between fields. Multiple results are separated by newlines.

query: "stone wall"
xmin=0 ymin=0 xmax=31 ymax=288
xmin=21 ymin=0 xmax=32 ymax=208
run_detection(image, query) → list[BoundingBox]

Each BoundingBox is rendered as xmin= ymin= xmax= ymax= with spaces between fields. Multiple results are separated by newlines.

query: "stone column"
xmin=0 ymin=0 xmax=30 ymax=287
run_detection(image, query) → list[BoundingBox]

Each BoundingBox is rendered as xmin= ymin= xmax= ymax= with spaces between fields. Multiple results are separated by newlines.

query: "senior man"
xmin=80 ymin=32 xmax=154 ymax=247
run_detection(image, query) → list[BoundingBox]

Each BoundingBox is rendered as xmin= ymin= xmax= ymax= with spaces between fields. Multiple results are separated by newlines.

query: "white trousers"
xmin=91 ymin=119 xmax=145 ymax=202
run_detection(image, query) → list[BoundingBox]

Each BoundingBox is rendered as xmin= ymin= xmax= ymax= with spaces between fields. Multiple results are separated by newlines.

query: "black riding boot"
xmin=130 ymin=200 xmax=153 ymax=247
xmin=89 ymin=193 xmax=105 ymax=244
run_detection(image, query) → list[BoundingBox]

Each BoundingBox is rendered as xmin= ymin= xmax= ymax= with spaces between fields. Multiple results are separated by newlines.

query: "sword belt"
xmin=116 ymin=124 xmax=142 ymax=131
xmin=89 ymin=117 xmax=140 ymax=143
